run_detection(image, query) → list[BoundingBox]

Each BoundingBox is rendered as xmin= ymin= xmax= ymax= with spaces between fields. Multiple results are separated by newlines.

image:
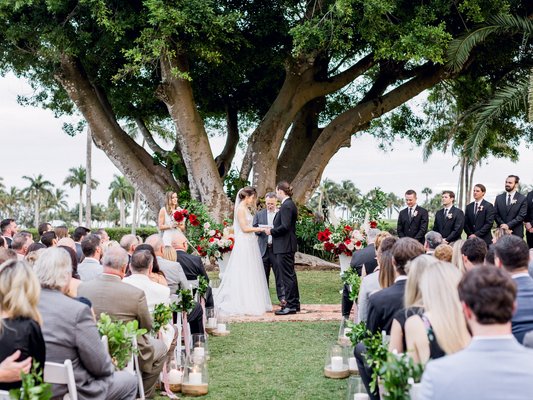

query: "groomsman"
xmin=494 ymin=175 xmax=527 ymax=238
xmin=525 ymin=190 xmax=533 ymax=248
xmin=253 ymin=192 xmax=286 ymax=305
xmin=433 ymin=190 xmax=465 ymax=244
xmin=396 ymin=190 xmax=429 ymax=245
xmin=464 ymin=184 xmax=495 ymax=245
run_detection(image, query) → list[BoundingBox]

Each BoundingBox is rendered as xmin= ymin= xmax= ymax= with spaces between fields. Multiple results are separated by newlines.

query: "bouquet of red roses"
xmin=314 ymin=222 xmax=376 ymax=257
xmin=173 ymin=208 xmax=200 ymax=226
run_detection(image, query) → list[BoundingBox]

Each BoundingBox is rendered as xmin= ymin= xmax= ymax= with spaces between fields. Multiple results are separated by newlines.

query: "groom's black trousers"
xmin=276 ymin=252 xmax=300 ymax=309
xmin=263 ymin=245 xmax=285 ymax=301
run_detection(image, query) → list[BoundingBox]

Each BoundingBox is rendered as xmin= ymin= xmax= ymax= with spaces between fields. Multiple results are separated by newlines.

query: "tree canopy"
xmin=0 ymin=0 xmax=531 ymax=218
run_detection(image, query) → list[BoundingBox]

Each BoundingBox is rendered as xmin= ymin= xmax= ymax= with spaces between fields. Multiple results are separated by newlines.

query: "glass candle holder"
xmin=346 ymin=375 xmax=369 ymax=400
xmin=205 ymin=307 xmax=217 ymax=334
xmin=182 ymin=356 xmax=209 ymax=396
xmin=191 ymin=333 xmax=209 ymax=363
xmin=167 ymin=359 xmax=183 ymax=393
xmin=338 ymin=317 xmax=352 ymax=347
xmin=212 ymin=311 xmax=230 ymax=336
xmin=324 ymin=344 xmax=350 ymax=379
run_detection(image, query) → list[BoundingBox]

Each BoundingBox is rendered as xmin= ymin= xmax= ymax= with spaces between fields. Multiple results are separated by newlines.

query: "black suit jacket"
xmin=367 ymin=278 xmax=406 ymax=335
xmin=175 ymin=250 xmax=209 ymax=282
xmin=396 ymin=206 xmax=429 ymax=244
xmin=433 ymin=205 xmax=465 ymax=243
xmin=350 ymin=243 xmax=377 ymax=276
xmin=494 ymin=192 xmax=527 ymax=237
xmin=525 ymin=191 xmax=533 ymax=225
xmin=464 ymin=199 xmax=495 ymax=244
xmin=270 ymin=198 xmax=298 ymax=254
xmin=253 ymin=208 xmax=274 ymax=257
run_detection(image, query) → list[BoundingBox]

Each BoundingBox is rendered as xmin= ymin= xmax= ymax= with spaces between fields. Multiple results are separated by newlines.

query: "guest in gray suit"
xmin=77 ymin=234 xmax=103 ymax=281
xmin=494 ymin=235 xmax=533 ymax=343
xmin=253 ymin=192 xmax=285 ymax=304
xmin=34 ymin=248 xmax=137 ymax=400
xmin=420 ymin=266 xmax=533 ymax=400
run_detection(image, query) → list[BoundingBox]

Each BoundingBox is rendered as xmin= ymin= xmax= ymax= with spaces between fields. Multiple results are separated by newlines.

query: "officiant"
xmin=253 ymin=192 xmax=286 ymax=306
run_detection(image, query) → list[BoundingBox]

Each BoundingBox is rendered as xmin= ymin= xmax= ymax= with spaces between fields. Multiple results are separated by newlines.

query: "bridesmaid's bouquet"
xmin=173 ymin=207 xmax=200 ymax=226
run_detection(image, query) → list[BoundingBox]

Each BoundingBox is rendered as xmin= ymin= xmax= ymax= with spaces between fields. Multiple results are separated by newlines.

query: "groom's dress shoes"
xmin=275 ymin=307 xmax=297 ymax=315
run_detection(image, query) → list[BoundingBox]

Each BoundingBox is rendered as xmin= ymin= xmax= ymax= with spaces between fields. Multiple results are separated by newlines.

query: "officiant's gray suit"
xmin=420 ymin=337 xmax=533 ymax=400
xmin=253 ymin=208 xmax=285 ymax=302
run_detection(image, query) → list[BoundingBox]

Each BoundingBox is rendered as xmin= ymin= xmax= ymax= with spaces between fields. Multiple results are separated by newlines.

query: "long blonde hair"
xmin=419 ymin=261 xmax=470 ymax=355
xmin=404 ymin=254 xmax=438 ymax=308
xmin=0 ymin=260 xmax=43 ymax=330
xmin=164 ymin=191 xmax=178 ymax=215
xmin=162 ymin=245 xmax=177 ymax=262
xmin=451 ymin=239 xmax=466 ymax=273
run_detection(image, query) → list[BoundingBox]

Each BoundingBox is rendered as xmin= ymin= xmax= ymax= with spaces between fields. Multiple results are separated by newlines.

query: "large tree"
xmin=0 ymin=0 xmax=529 ymax=219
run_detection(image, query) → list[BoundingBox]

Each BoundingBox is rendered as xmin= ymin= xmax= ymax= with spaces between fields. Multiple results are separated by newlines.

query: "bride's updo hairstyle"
xmin=276 ymin=181 xmax=293 ymax=197
xmin=238 ymin=186 xmax=257 ymax=200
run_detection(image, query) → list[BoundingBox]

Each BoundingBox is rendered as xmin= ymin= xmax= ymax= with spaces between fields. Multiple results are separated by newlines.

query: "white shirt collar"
xmin=281 ymin=197 xmax=289 ymax=204
xmin=507 ymin=190 xmax=517 ymax=197
xmin=512 ymin=272 xmax=531 ymax=279
xmin=472 ymin=335 xmax=514 ymax=341
xmin=395 ymin=275 xmax=408 ymax=282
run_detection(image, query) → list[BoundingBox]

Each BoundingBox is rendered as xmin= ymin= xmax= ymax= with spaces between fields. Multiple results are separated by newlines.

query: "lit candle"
xmin=331 ymin=356 xmax=343 ymax=371
xmin=348 ymin=357 xmax=357 ymax=370
xmin=217 ymin=323 xmax=227 ymax=333
xmin=193 ymin=347 xmax=205 ymax=357
xmin=168 ymin=369 xmax=183 ymax=384
xmin=354 ymin=393 xmax=369 ymax=400
xmin=207 ymin=317 xmax=217 ymax=328
xmin=189 ymin=371 xmax=202 ymax=385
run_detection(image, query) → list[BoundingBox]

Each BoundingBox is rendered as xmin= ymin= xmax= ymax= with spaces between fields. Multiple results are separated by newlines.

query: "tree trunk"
xmin=120 ymin=199 xmax=125 ymax=228
xmin=85 ymin=128 xmax=92 ymax=228
xmin=55 ymin=54 xmax=178 ymax=216
xmin=457 ymin=158 xmax=466 ymax=210
xmin=78 ymin=186 xmax=83 ymax=226
xmin=131 ymin=190 xmax=139 ymax=234
xmin=34 ymin=196 xmax=40 ymax=228
xmin=291 ymin=65 xmax=446 ymax=203
xmin=468 ymin=164 xmax=476 ymax=204
xmin=157 ymin=54 xmax=232 ymax=219
xmin=215 ymin=104 xmax=240 ymax=178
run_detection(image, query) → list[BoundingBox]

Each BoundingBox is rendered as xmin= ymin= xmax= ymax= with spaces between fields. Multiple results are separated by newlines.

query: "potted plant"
xmin=379 ymin=351 xmax=424 ymax=400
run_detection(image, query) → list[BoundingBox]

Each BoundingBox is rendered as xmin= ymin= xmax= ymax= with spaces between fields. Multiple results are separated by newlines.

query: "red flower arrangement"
xmin=314 ymin=224 xmax=370 ymax=256
xmin=173 ymin=208 xmax=200 ymax=226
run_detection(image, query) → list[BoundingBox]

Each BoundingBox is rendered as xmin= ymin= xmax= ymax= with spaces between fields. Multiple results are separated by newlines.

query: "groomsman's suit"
xmin=494 ymin=191 xmax=528 ymax=237
xmin=464 ymin=199 xmax=495 ymax=245
xmin=397 ymin=205 xmax=429 ymax=244
xmin=525 ymin=191 xmax=533 ymax=248
xmin=253 ymin=208 xmax=285 ymax=302
xmin=433 ymin=205 xmax=465 ymax=243
xmin=271 ymin=196 xmax=300 ymax=313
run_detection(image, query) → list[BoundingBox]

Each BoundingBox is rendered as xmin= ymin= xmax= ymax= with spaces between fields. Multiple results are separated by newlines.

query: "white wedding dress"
xmin=215 ymin=204 xmax=272 ymax=316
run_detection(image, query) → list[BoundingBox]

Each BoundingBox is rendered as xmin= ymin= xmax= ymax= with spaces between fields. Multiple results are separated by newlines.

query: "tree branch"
xmin=215 ymin=103 xmax=240 ymax=178
xmin=134 ymin=117 xmax=168 ymax=157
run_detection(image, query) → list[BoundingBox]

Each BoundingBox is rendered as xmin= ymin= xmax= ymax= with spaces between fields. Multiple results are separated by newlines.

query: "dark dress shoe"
xmin=279 ymin=299 xmax=287 ymax=307
xmin=275 ymin=307 xmax=297 ymax=315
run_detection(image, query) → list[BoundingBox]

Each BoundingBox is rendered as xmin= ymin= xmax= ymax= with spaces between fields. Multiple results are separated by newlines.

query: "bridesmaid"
xmin=158 ymin=191 xmax=185 ymax=246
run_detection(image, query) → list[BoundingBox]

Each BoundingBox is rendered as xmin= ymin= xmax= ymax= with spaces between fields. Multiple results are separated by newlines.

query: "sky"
xmin=1 ymin=72 xmax=532 ymax=210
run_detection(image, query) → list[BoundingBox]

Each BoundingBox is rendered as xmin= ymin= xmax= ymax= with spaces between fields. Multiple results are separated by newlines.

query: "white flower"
xmin=346 ymin=242 xmax=355 ymax=251
xmin=413 ymin=210 xmax=418 ymax=217
xmin=208 ymin=229 xmax=216 ymax=237
xmin=214 ymin=251 xmax=221 ymax=259
xmin=511 ymin=199 xmax=517 ymax=205
xmin=351 ymin=230 xmax=364 ymax=241
xmin=203 ymin=222 xmax=211 ymax=230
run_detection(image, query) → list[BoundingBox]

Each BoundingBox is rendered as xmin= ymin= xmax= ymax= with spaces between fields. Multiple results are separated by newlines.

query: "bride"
xmin=215 ymin=186 xmax=273 ymax=316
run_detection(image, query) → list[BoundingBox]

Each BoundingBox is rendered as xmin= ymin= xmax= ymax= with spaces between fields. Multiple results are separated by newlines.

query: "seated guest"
xmin=123 ymin=249 xmax=170 ymax=311
xmin=34 ymin=248 xmax=137 ymax=399
xmin=95 ymin=228 xmax=110 ymax=245
xmin=40 ymin=231 xmax=57 ymax=248
xmin=172 ymin=232 xmax=210 ymax=286
xmin=72 ymin=226 xmax=91 ymax=262
xmin=0 ymin=219 xmax=17 ymax=248
xmin=0 ymin=260 xmax=45 ymax=391
xmin=451 ymin=239 xmax=466 ymax=273
xmin=493 ymin=235 xmax=533 ymax=343
xmin=358 ymin=236 xmax=397 ymax=322
xmin=0 ymin=350 xmax=31 ymax=384
xmin=54 ymin=225 xmax=69 ymax=240
xmin=492 ymin=226 xmax=511 ymax=244
xmin=11 ymin=232 xmax=33 ymax=260
xmin=0 ymin=236 xmax=5 ymax=249
xmin=0 ymin=248 xmax=17 ymax=264
xmin=404 ymin=261 xmax=470 ymax=364
xmin=433 ymin=243 xmax=452 ymax=262
xmin=135 ymin=244 xmax=168 ymax=286
xmin=389 ymin=254 xmax=433 ymax=354
xmin=162 ymin=245 xmax=178 ymax=262
xmin=58 ymin=245 xmax=82 ymax=296
xmin=38 ymin=222 xmax=52 ymax=237
xmin=420 ymin=266 xmax=533 ymax=400
xmin=357 ymin=238 xmax=424 ymax=400
xmin=460 ymin=237 xmax=487 ymax=271
xmin=424 ymin=231 xmax=443 ymax=256
xmin=145 ymin=235 xmax=189 ymax=294
xmin=77 ymin=247 xmax=167 ymax=398
xmin=77 ymin=234 xmax=103 ymax=281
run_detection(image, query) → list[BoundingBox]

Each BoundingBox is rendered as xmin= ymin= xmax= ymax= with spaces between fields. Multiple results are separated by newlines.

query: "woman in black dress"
xmin=0 ymin=260 xmax=45 ymax=390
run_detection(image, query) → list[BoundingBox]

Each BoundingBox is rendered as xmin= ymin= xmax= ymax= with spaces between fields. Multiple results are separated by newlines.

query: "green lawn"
xmin=157 ymin=321 xmax=349 ymax=399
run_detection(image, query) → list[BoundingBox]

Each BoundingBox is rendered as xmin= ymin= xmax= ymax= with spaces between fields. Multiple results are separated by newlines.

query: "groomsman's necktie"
xmin=507 ymin=194 xmax=511 ymax=206
xmin=474 ymin=202 xmax=478 ymax=215
xmin=408 ymin=208 xmax=412 ymax=220
xmin=444 ymin=208 xmax=448 ymax=218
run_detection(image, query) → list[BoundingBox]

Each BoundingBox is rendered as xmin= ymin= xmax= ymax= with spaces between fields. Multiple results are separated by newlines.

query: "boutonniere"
xmin=511 ymin=199 xmax=517 ymax=205
xmin=478 ymin=205 xmax=484 ymax=212
xmin=413 ymin=210 xmax=418 ymax=217
xmin=447 ymin=213 xmax=453 ymax=219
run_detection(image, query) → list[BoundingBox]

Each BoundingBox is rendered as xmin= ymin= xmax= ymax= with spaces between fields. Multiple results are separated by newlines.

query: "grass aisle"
xmin=204 ymin=321 xmax=347 ymax=399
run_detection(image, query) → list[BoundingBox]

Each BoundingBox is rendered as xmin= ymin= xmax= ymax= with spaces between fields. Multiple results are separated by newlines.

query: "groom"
xmin=266 ymin=181 xmax=300 ymax=315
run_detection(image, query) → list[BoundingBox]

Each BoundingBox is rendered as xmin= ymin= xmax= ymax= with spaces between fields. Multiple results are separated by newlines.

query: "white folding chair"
xmin=43 ymin=359 xmax=78 ymax=400
xmin=128 ymin=336 xmax=145 ymax=400
xmin=101 ymin=335 xmax=109 ymax=352
xmin=0 ymin=390 xmax=10 ymax=400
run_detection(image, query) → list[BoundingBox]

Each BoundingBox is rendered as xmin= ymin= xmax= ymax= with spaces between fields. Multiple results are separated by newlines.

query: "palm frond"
xmin=447 ymin=14 xmax=533 ymax=72
xmin=529 ymin=68 xmax=533 ymax=122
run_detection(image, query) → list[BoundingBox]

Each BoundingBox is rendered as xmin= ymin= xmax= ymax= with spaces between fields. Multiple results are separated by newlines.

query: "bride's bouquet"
xmin=196 ymin=222 xmax=234 ymax=259
xmin=314 ymin=222 xmax=375 ymax=257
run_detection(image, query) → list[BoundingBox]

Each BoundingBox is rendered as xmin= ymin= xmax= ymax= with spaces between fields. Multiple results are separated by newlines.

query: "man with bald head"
xmin=172 ymin=232 xmax=209 ymax=284
xmin=78 ymin=246 xmax=167 ymax=397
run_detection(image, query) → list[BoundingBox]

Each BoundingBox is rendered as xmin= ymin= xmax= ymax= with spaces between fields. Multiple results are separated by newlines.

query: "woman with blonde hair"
xmin=162 ymin=245 xmax=177 ymax=262
xmin=0 ymin=260 xmax=45 ymax=390
xmin=451 ymin=239 xmax=466 ymax=273
xmin=158 ymin=191 xmax=185 ymax=246
xmin=404 ymin=261 xmax=470 ymax=364
xmin=389 ymin=254 xmax=437 ymax=353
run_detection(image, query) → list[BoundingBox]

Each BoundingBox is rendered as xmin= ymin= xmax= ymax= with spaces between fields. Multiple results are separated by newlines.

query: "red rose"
xmin=209 ymin=237 xmax=215 ymax=243
xmin=370 ymin=221 xmax=378 ymax=229
xmin=344 ymin=239 xmax=351 ymax=245
xmin=344 ymin=225 xmax=352 ymax=231
xmin=355 ymin=241 xmax=362 ymax=247
xmin=173 ymin=210 xmax=185 ymax=222
xmin=324 ymin=242 xmax=335 ymax=252
xmin=337 ymin=243 xmax=347 ymax=253
xmin=189 ymin=213 xmax=200 ymax=226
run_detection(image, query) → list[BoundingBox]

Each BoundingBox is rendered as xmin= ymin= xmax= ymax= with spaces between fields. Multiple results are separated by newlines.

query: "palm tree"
xmin=63 ymin=166 xmax=99 ymax=226
xmin=421 ymin=187 xmax=432 ymax=205
xmin=108 ymin=175 xmax=134 ymax=227
xmin=43 ymin=188 xmax=69 ymax=221
xmin=22 ymin=174 xmax=54 ymax=228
